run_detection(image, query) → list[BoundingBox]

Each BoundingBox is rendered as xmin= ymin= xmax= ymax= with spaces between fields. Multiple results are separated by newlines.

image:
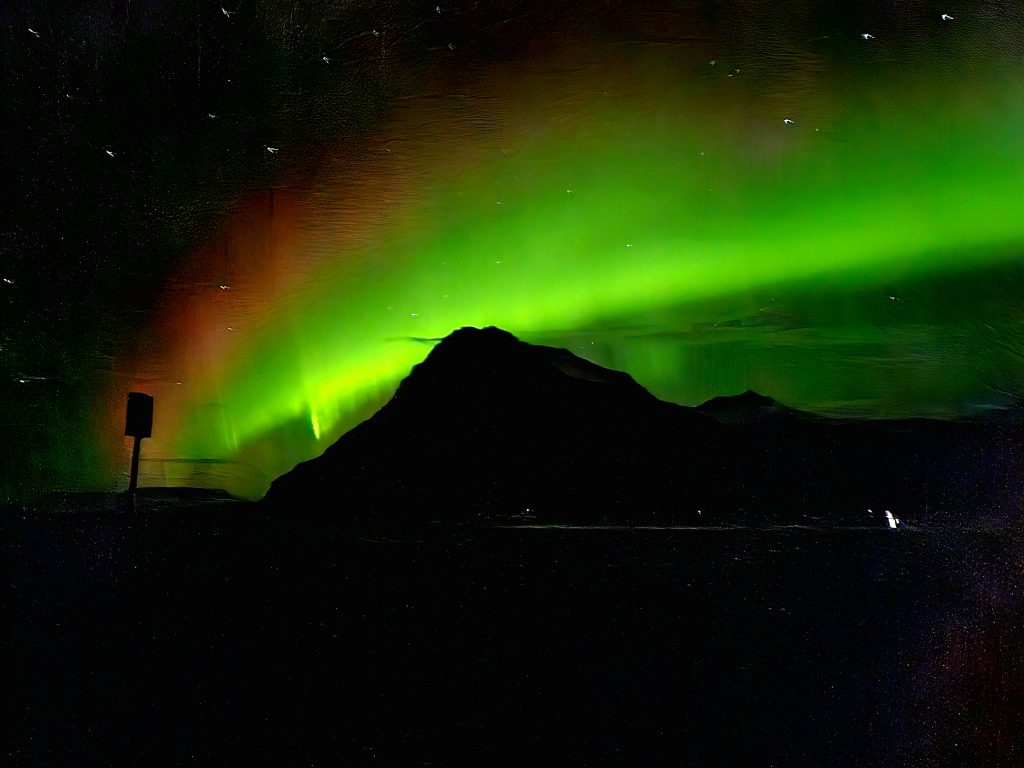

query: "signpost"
xmin=125 ymin=392 xmax=153 ymax=495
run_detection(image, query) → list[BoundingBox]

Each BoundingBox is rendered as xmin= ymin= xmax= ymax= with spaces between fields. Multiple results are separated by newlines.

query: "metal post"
xmin=128 ymin=435 xmax=143 ymax=493
xmin=125 ymin=392 xmax=154 ymax=498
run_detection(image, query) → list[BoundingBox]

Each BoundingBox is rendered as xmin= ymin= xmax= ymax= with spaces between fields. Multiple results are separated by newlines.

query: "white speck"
xmin=218 ymin=284 xmax=230 ymax=290
xmin=2 ymin=277 xmax=12 ymax=284
xmin=495 ymin=260 xmax=502 ymax=264
xmin=266 ymin=146 xmax=279 ymax=154
xmin=888 ymin=295 xmax=898 ymax=301
xmin=699 ymin=151 xmax=705 ymax=156
xmin=221 ymin=7 xmax=234 ymax=19
xmin=18 ymin=378 xmax=27 ymax=384
xmin=410 ymin=312 xmax=418 ymax=317
xmin=783 ymin=118 xmax=795 ymax=125
xmin=566 ymin=189 xmax=573 ymax=194
xmin=941 ymin=14 xmax=954 ymax=21
xmin=322 ymin=56 xmax=331 ymax=64
xmin=885 ymin=510 xmax=900 ymax=529
xmin=436 ymin=5 xmax=442 ymax=12
xmin=372 ymin=29 xmax=380 ymax=37
xmin=175 ymin=381 xmax=182 ymax=386
xmin=495 ymin=201 xmax=502 ymax=205
xmin=105 ymin=150 xmax=115 ymax=157
xmin=227 ymin=327 xmax=235 ymax=331
xmin=861 ymin=33 xmax=875 ymax=40
xmin=709 ymin=60 xmax=716 ymax=67
xmin=625 ymin=243 xmax=633 ymax=248
xmin=28 ymin=28 xmax=40 ymax=37
xmin=448 ymin=42 xmax=455 ymax=50
xmin=207 ymin=113 xmax=218 ymax=119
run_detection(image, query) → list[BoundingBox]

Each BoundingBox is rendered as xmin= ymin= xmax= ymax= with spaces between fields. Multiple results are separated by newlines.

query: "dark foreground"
xmin=7 ymin=493 xmax=1023 ymax=766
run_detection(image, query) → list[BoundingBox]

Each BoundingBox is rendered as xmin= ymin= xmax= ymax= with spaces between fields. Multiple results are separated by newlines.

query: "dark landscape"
xmin=5 ymin=3 xmax=1024 ymax=763
xmin=8 ymin=329 xmax=1023 ymax=766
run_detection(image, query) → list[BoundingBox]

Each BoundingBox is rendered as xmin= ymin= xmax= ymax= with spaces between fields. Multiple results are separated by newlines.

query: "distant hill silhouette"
xmin=695 ymin=389 xmax=808 ymax=424
xmin=264 ymin=327 xmax=1023 ymax=527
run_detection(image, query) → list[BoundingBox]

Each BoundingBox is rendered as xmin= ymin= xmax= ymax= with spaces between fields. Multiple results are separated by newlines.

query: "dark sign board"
xmin=125 ymin=392 xmax=154 ymax=438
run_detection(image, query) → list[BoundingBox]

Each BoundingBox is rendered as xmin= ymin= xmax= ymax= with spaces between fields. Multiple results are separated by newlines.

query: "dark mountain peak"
xmin=420 ymin=325 xmax=522 ymax=364
xmin=695 ymin=389 xmax=802 ymax=424
xmin=732 ymin=389 xmax=775 ymax=407
xmin=391 ymin=326 xmax=657 ymax=407
xmin=437 ymin=324 xmax=520 ymax=346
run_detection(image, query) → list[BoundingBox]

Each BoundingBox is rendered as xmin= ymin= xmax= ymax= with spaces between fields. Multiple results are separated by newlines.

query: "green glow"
xmin=171 ymin=78 xmax=1024 ymax=497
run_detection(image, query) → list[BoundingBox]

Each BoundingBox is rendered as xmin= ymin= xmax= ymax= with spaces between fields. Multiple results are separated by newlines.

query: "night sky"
xmin=3 ymin=1 xmax=1023 ymax=501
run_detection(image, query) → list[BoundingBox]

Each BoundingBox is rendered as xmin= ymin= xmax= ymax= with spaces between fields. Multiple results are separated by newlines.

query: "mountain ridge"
xmin=263 ymin=326 xmax=1023 ymax=527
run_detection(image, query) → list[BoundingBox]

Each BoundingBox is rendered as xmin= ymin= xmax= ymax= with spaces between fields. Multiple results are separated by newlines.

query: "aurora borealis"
xmin=4 ymin=1 xmax=1024 ymax=500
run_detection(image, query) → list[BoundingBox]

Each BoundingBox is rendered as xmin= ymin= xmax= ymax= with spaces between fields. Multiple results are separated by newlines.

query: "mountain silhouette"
xmin=265 ymin=326 xmax=724 ymax=524
xmin=695 ymin=389 xmax=808 ymax=424
xmin=264 ymin=327 xmax=1023 ymax=527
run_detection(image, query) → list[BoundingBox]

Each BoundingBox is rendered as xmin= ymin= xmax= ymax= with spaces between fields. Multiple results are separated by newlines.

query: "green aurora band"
xmin=169 ymin=81 xmax=1024 ymax=498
